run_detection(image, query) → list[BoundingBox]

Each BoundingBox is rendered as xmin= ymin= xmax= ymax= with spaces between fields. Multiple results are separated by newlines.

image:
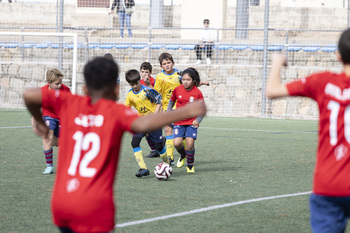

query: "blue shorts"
xmin=134 ymin=129 xmax=163 ymax=144
xmin=173 ymin=125 xmax=198 ymax=139
xmin=43 ymin=116 xmax=60 ymax=138
xmin=310 ymin=193 xmax=350 ymax=233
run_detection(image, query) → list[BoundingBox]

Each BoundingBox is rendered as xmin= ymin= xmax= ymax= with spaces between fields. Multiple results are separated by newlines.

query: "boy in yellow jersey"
xmin=125 ymin=69 xmax=169 ymax=177
xmin=154 ymin=53 xmax=182 ymax=165
xmin=154 ymin=53 xmax=209 ymax=165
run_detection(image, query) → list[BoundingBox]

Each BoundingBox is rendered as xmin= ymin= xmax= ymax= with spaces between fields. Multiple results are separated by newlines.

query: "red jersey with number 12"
xmin=41 ymin=88 xmax=139 ymax=232
xmin=171 ymin=85 xmax=204 ymax=125
xmin=286 ymin=71 xmax=350 ymax=196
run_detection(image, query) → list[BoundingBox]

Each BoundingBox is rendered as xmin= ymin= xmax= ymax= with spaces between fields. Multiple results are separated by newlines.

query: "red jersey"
xmin=287 ymin=71 xmax=350 ymax=196
xmin=171 ymin=85 xmax=204 ymax=125
xmin=41 ymin=84 xmax=70 ymax=119
xmin=41 ymin=88 xmax=139 ymax=232
xmin=140 ymin=76 xmax=155 ymax=87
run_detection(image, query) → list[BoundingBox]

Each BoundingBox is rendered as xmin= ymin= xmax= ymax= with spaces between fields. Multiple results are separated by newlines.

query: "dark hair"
xmin=182 ymin=68 xmax=201 ymax=87
xmin=140 ymin=62 xmax=152 ymax=72
xmin=125 ymin=69 xmax=141 ymax=83
xmin=203 ymin=19 xmax=210 ymax=24
xmin=104 ymin=53 xmax=114 ymax=61
xmin=158 ymin=52 xmax=174 ymax=65
xmin=83 ymin=57 xmax=119 ymax=90
xmin=338 ymin=29 xmax=350 ymax=64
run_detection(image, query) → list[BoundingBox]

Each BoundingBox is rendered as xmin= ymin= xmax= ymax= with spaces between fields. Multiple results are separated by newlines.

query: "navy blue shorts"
xmin=173 ymin=125 xmax=198 ymax=139
xmin=134 ymin=129 xmax=163 ymax=144
xmin=43 ymin=116 xmax=60 ymax=137
xmin=310 ymin=193 xmax=350 ymax=233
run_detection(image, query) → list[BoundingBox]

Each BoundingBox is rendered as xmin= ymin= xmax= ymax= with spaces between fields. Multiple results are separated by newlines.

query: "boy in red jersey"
xmin=34 ymin=69 xmax=70 ymax=174
xmin=140 ymin=62 xmax=155 ymax=88
xmin=139 ymin=61 xmax=164 ymax=158
xmin=23 ymin=57 xmax=206 ymax=233
xmin=266 ymin=29 xmax=350 ymax=233
xmin=167 ymin=68 xmax=204 ymax=173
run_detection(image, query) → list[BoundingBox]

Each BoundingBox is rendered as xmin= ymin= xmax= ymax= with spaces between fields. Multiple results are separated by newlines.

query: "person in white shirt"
xmin=195 ymin=19 xmax=215 ymax=65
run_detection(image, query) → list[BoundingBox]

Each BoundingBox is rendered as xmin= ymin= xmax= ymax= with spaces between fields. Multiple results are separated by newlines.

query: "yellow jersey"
xmin=125 ymin=85 xmax=160 ymax=116
xmin=154 ymin=68 xmax=181 ymax=111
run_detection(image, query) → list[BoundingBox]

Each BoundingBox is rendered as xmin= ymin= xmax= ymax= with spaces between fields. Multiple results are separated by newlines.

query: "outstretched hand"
xmin=31 ymin=117 xmax=49 ymax=138
xmin=199 ymin=81 xmax=210 ymax=86
xmin=271 ymin=53 xmax=288 ymax=67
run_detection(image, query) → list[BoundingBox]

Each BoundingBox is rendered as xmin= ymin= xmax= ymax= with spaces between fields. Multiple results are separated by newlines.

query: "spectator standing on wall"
xmin=110 ymin=0 xmax=135 ymax=38
xmin=195 ymin=19 xmax=215 ymax=65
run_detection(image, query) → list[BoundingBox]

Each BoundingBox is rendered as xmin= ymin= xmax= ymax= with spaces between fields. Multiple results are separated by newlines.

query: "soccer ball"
xmin=154 ymin=162 xmax=172 ymax=180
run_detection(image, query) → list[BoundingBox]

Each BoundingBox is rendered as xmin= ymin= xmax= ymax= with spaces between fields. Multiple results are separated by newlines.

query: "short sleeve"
xmin=117 ymin=105 xmax=139 ymax=133
xmin=286 ymin=73 xmax=320 ymax=100
xmin=41 ymin=88 xmax=70 ymax=118
xmin=171 ymin=87 xmax=177 ymax=102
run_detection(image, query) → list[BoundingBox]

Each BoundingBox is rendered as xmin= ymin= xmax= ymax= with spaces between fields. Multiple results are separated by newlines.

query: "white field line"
xmin=0 ymin=125 xmax=317 ymax=134
xmin=200 ymin=127 xmax=317 ymax=134
xmin=116 ymin=191 xmax=312 ymax=228
xmin=0 ymin=126 xmax=32 ymax=129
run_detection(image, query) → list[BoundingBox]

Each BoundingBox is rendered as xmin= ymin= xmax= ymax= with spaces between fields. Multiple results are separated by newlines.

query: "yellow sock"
xmin=166 ymin=137 xmax=174 ymax=160
xmin=134 ymin=149 xmax=147 ymax=169
xmin=159 ymin=147 xmax=169 ymax=164
xmin=182 ymin=139 xmax=187 ymax=150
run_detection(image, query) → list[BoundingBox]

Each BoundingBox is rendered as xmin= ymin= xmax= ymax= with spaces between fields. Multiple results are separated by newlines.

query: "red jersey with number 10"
xmin=286 ymin=71 xmax=350 ymax=196
xmin=171 ymin=85 xmax=204 ymax=125
xmin=41 ymin=88 xmax=139 ymax=232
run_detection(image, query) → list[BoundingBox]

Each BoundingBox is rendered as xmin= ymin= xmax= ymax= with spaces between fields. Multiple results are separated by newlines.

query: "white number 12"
xmin=67 ymin=131 xmax=100 ymax=177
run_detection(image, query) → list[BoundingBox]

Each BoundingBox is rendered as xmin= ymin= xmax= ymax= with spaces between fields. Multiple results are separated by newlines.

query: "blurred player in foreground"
xmin=266 ymin=29 xmax=350 ymax=233
xmin=167 ymin=68 xmax=205 ymax=173
xmin=23 ymin=57 xmax=206 ymax=233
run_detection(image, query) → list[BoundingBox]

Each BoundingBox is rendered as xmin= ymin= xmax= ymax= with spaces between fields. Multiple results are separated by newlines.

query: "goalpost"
xmin=0 ymin=32 xmax=78 ymax=109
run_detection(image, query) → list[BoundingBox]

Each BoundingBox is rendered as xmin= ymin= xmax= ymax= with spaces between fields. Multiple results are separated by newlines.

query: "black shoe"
xmin=146 ymin=150 xmax=160 ymax=158
xmin=135 ymin=169 xmax=150 ymax=178
xmin=168 ymin=156 xmax=175 ymax=166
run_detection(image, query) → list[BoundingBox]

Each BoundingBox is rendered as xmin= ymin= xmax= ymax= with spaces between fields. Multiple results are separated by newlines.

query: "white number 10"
xmin=327 ymin=100 xmax=350 ymax=146
xmin=67 ymin=131 xmax=100 ymax=177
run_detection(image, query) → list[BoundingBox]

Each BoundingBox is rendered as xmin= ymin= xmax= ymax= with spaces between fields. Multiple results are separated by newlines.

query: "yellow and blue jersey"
xmin=154 ymin=68 xmax=181 ymax=111
xmin=125 ymin=85 xmax=161 ymax=116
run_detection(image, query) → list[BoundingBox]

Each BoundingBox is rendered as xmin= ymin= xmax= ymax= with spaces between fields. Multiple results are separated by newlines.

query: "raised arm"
xmin=132 ymin=100 xmax=206 ymax=133
xmin=23 ymin=88 xmax=49 ymax=137
xmin=266 ymin=53 xmax=290 ymax=98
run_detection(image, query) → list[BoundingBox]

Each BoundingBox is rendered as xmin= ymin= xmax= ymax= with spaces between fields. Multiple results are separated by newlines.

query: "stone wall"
xmin=1 ymin=61 xmax=340 ymax=119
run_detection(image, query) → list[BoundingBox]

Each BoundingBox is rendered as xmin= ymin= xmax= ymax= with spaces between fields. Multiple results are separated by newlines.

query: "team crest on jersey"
xmin=66 ymin=178 xmax=80 ymax=193
xmin=334 ymin=143 xmax=348 ymax=161
xmin=189 ymin=96 xmax=194 ymax=102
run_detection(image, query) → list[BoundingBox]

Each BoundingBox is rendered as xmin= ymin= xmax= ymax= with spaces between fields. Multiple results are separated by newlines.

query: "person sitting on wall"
xmin=195 ymin=19 xmax=215 ymax=65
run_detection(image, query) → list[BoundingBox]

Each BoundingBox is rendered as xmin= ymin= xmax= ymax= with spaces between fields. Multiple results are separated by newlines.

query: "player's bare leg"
xmin=42 ymin=130 xmax=54 ymax=174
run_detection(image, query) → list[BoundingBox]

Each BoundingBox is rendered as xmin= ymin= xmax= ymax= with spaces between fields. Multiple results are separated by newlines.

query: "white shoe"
xmin=43 ymin=166 xmax=53 ymax=174
xmin=196 ymin=59 xmax=201 ymax=65
xmin=206 ymin=58 xmax=211 ymax=64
